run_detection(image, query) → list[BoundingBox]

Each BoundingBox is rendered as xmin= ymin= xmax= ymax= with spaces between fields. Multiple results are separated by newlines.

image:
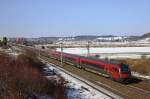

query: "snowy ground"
xmin=57 ymin=47 xmax=150 ymax=54
xmin=5 ymin=48 xmax=21 ymax=57
xmin=132 ymin=72 xmax=150 ymax=80
xmin=44 ymin=64 xmax=112 ymax=99
xmin=57 ymin=47 xmax=150 ymax=59
xmin=9 ymin=52 xmax=20 ymax=56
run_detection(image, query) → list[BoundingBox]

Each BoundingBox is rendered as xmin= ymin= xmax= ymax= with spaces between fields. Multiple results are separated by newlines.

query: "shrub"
xmin=0 ymin=52 xmax=66 ymax=99
xmin=141 ymin=54 xmax=147 ymax=59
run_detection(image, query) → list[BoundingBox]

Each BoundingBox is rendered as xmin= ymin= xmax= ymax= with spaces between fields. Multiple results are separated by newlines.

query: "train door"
xmin=112 ymin=67 xmax=120 ymax=79
xmin=77 ymin=57 xmax=81 ymax=68
xmin=104 ymin=65 xmax=109 ymax=75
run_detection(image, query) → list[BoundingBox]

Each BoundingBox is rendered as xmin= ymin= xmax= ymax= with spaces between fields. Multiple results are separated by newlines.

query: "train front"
xmin=119 ymin=63 xmax=131 ymax=82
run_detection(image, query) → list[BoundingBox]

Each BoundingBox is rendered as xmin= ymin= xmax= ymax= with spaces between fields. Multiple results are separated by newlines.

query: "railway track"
xmin=40 ymin=58 xmax=121 ymax=99
xmin=41 ymin=55 xmax=150 ymax=99
xmin=129 ymin=80 xmax=150 ymax=92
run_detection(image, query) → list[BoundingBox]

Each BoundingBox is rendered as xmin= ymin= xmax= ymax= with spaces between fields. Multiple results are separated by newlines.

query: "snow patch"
xmin=57 ymin=47 xmax=150 ymax=59
xmin=9 ymin=52 xmax=20 ymax=56
xmin=57 ymin=47 xmax=150 ymax=54
xmin=45 ymin=64 xmax=111 ymax=99
xmin=132 ymin=72 xmax=150 ymax=80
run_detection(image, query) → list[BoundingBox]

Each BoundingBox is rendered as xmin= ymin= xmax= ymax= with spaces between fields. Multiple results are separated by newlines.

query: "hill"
xmin=141 ymin=32 xmax=150 ymax=38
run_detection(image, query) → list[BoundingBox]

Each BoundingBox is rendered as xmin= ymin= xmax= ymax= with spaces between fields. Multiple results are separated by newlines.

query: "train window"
xmin=82 ymin=61 xmax=103 ymax=69
xmin=66 ymin=57 xmax=76 ymax=61
xmin=120 ymin=64 xmax=129 ymax=73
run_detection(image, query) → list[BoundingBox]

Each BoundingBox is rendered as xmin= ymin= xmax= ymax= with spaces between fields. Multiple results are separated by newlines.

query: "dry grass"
xmin=119 ymin=58 xmax=150 ymax=75
xmin=0 ymin=52 xmax=66 ymax=99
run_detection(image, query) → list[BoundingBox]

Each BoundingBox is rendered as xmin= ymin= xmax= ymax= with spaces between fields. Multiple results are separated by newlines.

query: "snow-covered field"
xmin=57 ymin=47 xmax=150 ymax=59
xmin=132 ymin=72 xmax=150 ymax=80
xmin=45 ymin=64 xmax=112 ymax=99
xmin=57 ymin=47 xmax=150 ymax=54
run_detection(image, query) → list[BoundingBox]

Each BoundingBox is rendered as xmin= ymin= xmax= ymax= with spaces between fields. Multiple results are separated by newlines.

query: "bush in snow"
xmin=0 ymin=52 xmax=66 ymax=99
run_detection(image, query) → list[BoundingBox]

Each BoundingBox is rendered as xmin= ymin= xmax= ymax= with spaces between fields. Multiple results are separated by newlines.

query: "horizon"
xmin=6 ymin=33 xmax=148 ymax=38
xmin=0 ymin=0 xmax=150 ymax=37
xmin=0 ymin=32 xmax=149 ymax=38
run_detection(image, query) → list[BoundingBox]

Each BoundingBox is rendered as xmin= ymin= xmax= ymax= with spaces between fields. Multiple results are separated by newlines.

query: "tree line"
xmin=0 ymin=37 xmax=7 ymax=46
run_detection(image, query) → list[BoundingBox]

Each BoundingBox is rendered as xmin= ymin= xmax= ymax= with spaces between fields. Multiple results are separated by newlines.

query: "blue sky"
xmin=0 ymin=0 xmax=150 ymax=37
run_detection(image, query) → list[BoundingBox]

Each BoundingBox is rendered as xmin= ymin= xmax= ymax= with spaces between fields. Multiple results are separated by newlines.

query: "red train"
xmin=45 ymin=49 xmax=131 ymax=82
xmin=24 ymin=46 xmax=131 ymax=82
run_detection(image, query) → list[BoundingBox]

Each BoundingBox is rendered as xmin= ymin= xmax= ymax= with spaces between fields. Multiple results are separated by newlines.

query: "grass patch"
xmin=119 ymin=58 xmax=150 ymax=75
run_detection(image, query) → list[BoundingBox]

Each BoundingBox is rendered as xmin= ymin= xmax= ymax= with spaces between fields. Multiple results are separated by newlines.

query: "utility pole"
xmin=39 ymin=47 xmax=40 ymax=58
xmin=60 ymin=42 xmax=63 ymax=66
xmin=87 ymin=40 xmax=91 ymax=56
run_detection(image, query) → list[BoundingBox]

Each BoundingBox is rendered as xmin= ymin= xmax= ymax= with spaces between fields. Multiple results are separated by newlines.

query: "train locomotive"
xmin=45 ymin=49 xmax=131 ymax=82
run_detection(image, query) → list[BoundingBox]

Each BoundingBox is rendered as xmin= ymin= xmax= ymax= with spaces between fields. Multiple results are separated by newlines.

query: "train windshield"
xmin=120 ymin=64 xmax=129 ymax=73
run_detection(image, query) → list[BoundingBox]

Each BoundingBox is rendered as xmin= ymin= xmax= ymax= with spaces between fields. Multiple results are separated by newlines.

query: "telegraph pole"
xmin=39 ymin=48 xmax=40 ymax=58
xmin=60 ymin=42 xmax=63 ymax=66
xmin=87 ymin=41 xmax=91 ymax=56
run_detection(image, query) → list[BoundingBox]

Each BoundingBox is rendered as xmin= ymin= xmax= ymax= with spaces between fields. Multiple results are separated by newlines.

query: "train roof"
xmin=82 ymin=56 xmax=121 ymax=65
xmin=62 ymin=52 xmax=122 ymax=66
